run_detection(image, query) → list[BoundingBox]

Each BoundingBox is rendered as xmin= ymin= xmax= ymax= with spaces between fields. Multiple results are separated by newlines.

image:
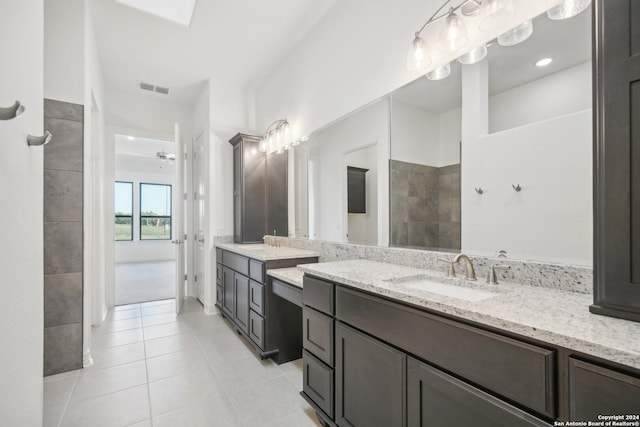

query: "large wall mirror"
xmin=292 ymin=5 xmax=592 ymax=266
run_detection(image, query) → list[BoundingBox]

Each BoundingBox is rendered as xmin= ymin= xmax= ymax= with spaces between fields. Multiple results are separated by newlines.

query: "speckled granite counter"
xmin=216 ymin=243 xmax=319 ymax=261
xmin=297 ymin=259 xmax=640 ymax=370
xmin=267 ymin=267 xmax=304 ymax=288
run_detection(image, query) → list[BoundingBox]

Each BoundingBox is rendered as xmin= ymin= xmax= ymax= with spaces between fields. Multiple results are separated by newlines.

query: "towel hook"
xmin=512 ymin=184 xmax=522 ymax=192
xmin=27 ymin=131 xmax=52 ymax=147
xmin=0 ymin=101 xmax=25 ymax=120
xmin=475 ymin=187 xmax=484 ymax=194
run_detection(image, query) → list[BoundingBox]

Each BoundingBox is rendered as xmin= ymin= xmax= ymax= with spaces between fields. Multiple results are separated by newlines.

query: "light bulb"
xmin=535 ymin=57 xmax=553 ymax=67
xmin=406 ymin=35 xmax=431 ymax=71
xmin=479 ymin=0 xmax=515 ymax=32
xmin=439 ymin=9 xmax=468 ymax=52
xmin=498 ymin=19 xmax=533 ymax=47
xmin=259 ymin=139 xmax=267 ymax=152
xmin=458 ymin=44 xmax=488 ymax=65
xmin=426 ymin=63 xmax=451 ymax=81
xmin=547 ymin=0 xmax=591 ymax=20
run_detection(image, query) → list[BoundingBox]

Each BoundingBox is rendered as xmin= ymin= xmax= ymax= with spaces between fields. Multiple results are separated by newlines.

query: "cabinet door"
xmin=222 ymin=267 xmax=234 ymax=317
xmin=335 ymin=323 xmax=406 ymax=427
xmin=569 ymin=358 xmax=640 ymax=420
xmin=234 ymin=273 xmax=250 ymax=333
xmin=407 ymin=357 xmax=549 ymax=427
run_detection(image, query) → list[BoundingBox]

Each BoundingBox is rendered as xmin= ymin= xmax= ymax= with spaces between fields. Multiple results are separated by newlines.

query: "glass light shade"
xmin=426 ymin=63 xmax=451 ymax=81
xmin=458 ymin=44 xmax=488 ymax=65
xmin=479 ymin=0 xmax=515 ymax=32
xmin=406 ymin=35 xmax=431 ymax=71
xmin=439 ymin=9 xmax=468 ymax=52
xmin=547 ymin=0 xmax=591 ymax=20
xmin=258 ymin=139 xmax=267 ymax=152
xmin=498 ymin=19 xmax=533 ymax=46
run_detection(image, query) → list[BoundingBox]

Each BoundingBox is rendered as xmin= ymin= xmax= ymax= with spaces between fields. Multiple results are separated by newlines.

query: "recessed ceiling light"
xmin=116 ymin=0 xmax=197 ymax=27
xmin=535 ymin=57 xmax=553 ymax=67
xmin=127 ymin=136 xmax=135 ymax=141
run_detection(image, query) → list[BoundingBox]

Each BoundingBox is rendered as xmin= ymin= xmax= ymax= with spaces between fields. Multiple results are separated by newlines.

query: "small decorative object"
xmin=512 ymin=184 xmax=522 ymax=192
xmin=475 ymin=187 xmax=484 ymax=194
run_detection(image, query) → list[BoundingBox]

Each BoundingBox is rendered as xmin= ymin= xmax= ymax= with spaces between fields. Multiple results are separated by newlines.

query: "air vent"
xmin=138 ymin=81 xmax=170 ymax=95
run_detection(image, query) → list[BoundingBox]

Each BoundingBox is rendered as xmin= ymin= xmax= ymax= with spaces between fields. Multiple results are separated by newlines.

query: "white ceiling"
xmin=393 ymin=6 xmax=592 ymax=114
xmin=114 ymin=134 xmax=176 ymax=174
xmin=91 ymin=0 xmax=338 ymax=105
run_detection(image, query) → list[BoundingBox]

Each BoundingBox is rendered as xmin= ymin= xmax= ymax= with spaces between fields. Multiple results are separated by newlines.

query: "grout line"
xmin=141 ymin=314 xmax=154 ymax=427
xmin=56 ymin=371 xmax=80 ymax=427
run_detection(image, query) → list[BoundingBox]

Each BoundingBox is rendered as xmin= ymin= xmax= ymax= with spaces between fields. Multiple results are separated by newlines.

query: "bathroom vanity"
xmin=215 ymin=243 xmax=318 ymax=363
xmin=298 ymin=260 xmax=640 ymax=427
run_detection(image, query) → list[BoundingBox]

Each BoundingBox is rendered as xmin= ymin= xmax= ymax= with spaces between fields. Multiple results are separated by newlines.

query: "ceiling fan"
xmin=155 ymin=149 xmax=176 ymax=161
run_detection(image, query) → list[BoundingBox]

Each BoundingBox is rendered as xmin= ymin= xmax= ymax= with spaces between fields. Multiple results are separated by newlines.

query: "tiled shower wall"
xmin=390 ymin=159 xmax=460 ymax=250
xmin=43 ymin=99 xmax=83 ymax=376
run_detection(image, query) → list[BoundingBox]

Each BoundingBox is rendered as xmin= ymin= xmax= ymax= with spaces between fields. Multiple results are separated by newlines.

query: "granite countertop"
xmin=267 ymin=267 xmax=305 ymax=288
xmin=216 ymin=243 xmax=319 ymax=261
xmin=297 ymin=259 xmax=640 ymax=370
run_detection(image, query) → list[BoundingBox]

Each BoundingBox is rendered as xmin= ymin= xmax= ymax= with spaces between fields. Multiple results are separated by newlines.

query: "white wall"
xmin=346 ymin=145 xmax=378 ymax=245
xmin=391 ymin=101 xmax=461 ymax=167
xmin=0 ymin=1 xmax=44 ymax=424
xmin=115 ymin=159 xmax=175 ymax=263
xmin=490 ymin=61 xmax=592 ymax=133
xmin=255 ymin=0 xmax=555 ymax=141
xmin=461 ymin=60 xmax=592 ymax=266
xmin=309 ymin=98 xmax=389 ymax=245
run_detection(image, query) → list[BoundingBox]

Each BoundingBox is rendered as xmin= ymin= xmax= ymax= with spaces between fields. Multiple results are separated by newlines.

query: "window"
xmin=115 ymin=181 xmax=133 ymax=241
xmin=140 ymin=183 xmax=172 ymax=240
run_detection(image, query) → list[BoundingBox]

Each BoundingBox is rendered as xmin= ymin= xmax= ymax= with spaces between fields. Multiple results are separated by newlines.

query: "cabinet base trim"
xmin=300 ymin=392 xmax=337 ymax=427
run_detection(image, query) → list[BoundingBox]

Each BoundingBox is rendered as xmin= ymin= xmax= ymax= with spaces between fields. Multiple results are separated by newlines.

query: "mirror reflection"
xmin=295 ymin=6 xmax=592 ymax=265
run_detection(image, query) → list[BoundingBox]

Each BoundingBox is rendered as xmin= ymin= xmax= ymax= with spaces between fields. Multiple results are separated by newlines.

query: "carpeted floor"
xmin=115 ymin=260 xmax=176 ymax=305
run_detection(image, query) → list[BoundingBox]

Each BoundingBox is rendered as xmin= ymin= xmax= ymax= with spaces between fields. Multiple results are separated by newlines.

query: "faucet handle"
xmin=437 ymin=257 xmax=456 ymax=278
xmin=486 ymin=264 xmax=510 ymax=285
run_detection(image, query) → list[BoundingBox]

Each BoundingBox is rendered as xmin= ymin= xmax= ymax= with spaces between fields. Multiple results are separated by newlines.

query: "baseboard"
xmin=204 ymin=304 xmax=219 ymax=316
xmin=83 ymin=349 xmax=93 ymax=368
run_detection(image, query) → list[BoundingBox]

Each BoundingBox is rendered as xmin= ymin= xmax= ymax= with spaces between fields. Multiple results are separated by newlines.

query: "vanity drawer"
xmin=223 ymin=251 xmax=249 ymax=276
xmin=303 ymin=307 xmax=334 ymax=366
xmin=249 ymin=280 xmax=264 ymax=316
xmin=249 ymin=310 xmax=264 ymax=349
xmin=303 ymin=349 xmax=334 ymax=419
xmin=249 ymin=259 xmax=264 ymax=283
xmin=303 ymin=275 xmax=334 ymax=315
xmin=335 ymin=286 xmax=556 ymax=419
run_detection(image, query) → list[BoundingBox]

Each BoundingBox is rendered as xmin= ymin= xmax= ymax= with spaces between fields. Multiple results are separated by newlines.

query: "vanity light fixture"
xmin=458 ymin=43 xmax=488 ymax=64
xmin=478 ymin=0 xmax=515 ymax=32
xmin=439 ymin=8 xmax=469 ymax=52
xmin=535 ymin=57 xmax=553 ymax=67
xmin=427 ymin=63 xmax=452 ymax=80
xmin=258 ymin=119 xmax=304 ymax=154
xmin=497 ymin=19 xmax=533 ymax=46
xmin=547 ymin=0 xmax=591 ymax=20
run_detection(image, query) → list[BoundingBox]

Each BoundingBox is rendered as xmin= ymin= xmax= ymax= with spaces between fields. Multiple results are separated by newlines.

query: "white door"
xmin=193 ymin=133 xmax=206 ymax=303
xmin=0 ymin=1 xmax=44 ymax=424
xmin=173 ymin=124 xmax=186 ymax=313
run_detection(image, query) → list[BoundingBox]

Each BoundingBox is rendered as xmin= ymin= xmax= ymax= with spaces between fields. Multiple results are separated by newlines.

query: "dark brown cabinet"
xmin=568 ymin=358 xmax=640 ymax=420
xmin=592 ymin=0 xmax=640 ymax=321
xmin=215 ymin=247 xmax=317 ymax=363
xmin=229 ymin=133 xmax=288 ymax=243
xmin=335 ymin=322 xmax=406 ymax=427
xmin=407 ymin=357 xmax=549 ymax=427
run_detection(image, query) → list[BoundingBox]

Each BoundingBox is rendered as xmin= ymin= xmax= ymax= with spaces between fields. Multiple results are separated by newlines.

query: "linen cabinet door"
xmin=335 ymin=322 xmax=406 ymax=427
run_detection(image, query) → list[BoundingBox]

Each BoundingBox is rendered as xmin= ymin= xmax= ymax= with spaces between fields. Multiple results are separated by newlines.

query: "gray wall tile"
xmin=44 ymin=169 xmax=83 ymax=222
xmin=44 ymin=323 xmax=83 ymax=376
xmin=44 ymin=273 xmax=82 ymax=328
xmin=44 ymin=99 xmax=83 ymax=122
xmin=44 ymin=222 xmax=82 ymax=274
xmin=44 ymin=117 xmax=83 ymax=172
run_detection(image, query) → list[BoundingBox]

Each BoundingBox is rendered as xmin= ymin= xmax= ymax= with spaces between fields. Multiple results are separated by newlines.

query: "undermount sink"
xmin=385 ymin=275 xmax=495 ymax=302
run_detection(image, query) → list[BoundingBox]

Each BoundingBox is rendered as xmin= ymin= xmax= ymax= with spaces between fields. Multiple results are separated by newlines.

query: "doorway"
xmin=344 ymin=143 xmax=379 ymax=245
xmin=113 ymin=134 xmax=177 ymax=305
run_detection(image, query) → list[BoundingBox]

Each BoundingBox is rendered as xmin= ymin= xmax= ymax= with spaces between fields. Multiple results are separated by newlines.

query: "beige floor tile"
xmin=114 ymin=303 xmax=140 ymax=312
xmin=72 ymin=360 xmax=147 ymax=401
xmin=90 ymin=342 xmax=146 ymax=370
xmin=146 ymin=348 xmax=210 ymax=382
xmin=141 ymin=312 xmax=179 ymax=327
xmin=127 ymin=419 xmax=152 ymax=427
xmin=105 ymin=308 xmax=141 ymax=322
xmin=93 ymin=328 xmax=144 ymax=349
xmin=43 ymin=371 xmax=78 ymax=427
xmin=95 ymin=317 xmax=143 ymax=334
xmin=278 ymin=358 xmax=304 ymax=389
xmin=153 ymin=400 xmax=243 ymax=427
xmin=144 ymin=332 xmax=196 ymax=358
xmin=142 ymin=321 xmax=189 ymax=341
xmin=266 ymin=407 xmax=324 ymax=427
xmin=140 ymin=299 xmax=174 ymax=308
xmin=148 ymin=371 xmax=225 ymax=417
xmin=62 ymin=385 xmax=150 ymax=427
xmin=211 ymin=353 xmax=283 ymax=396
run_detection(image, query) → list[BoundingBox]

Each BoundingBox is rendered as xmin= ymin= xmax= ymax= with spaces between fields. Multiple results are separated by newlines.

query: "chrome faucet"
xmin=453 ymin=254 xmax=476 ymax=281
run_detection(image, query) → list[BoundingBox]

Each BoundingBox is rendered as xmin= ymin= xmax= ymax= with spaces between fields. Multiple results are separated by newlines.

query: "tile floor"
xmin=44 ymin=298 xmax=322 ymax=427
xmin=115 ymin=261 xmax=176 ymax=305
